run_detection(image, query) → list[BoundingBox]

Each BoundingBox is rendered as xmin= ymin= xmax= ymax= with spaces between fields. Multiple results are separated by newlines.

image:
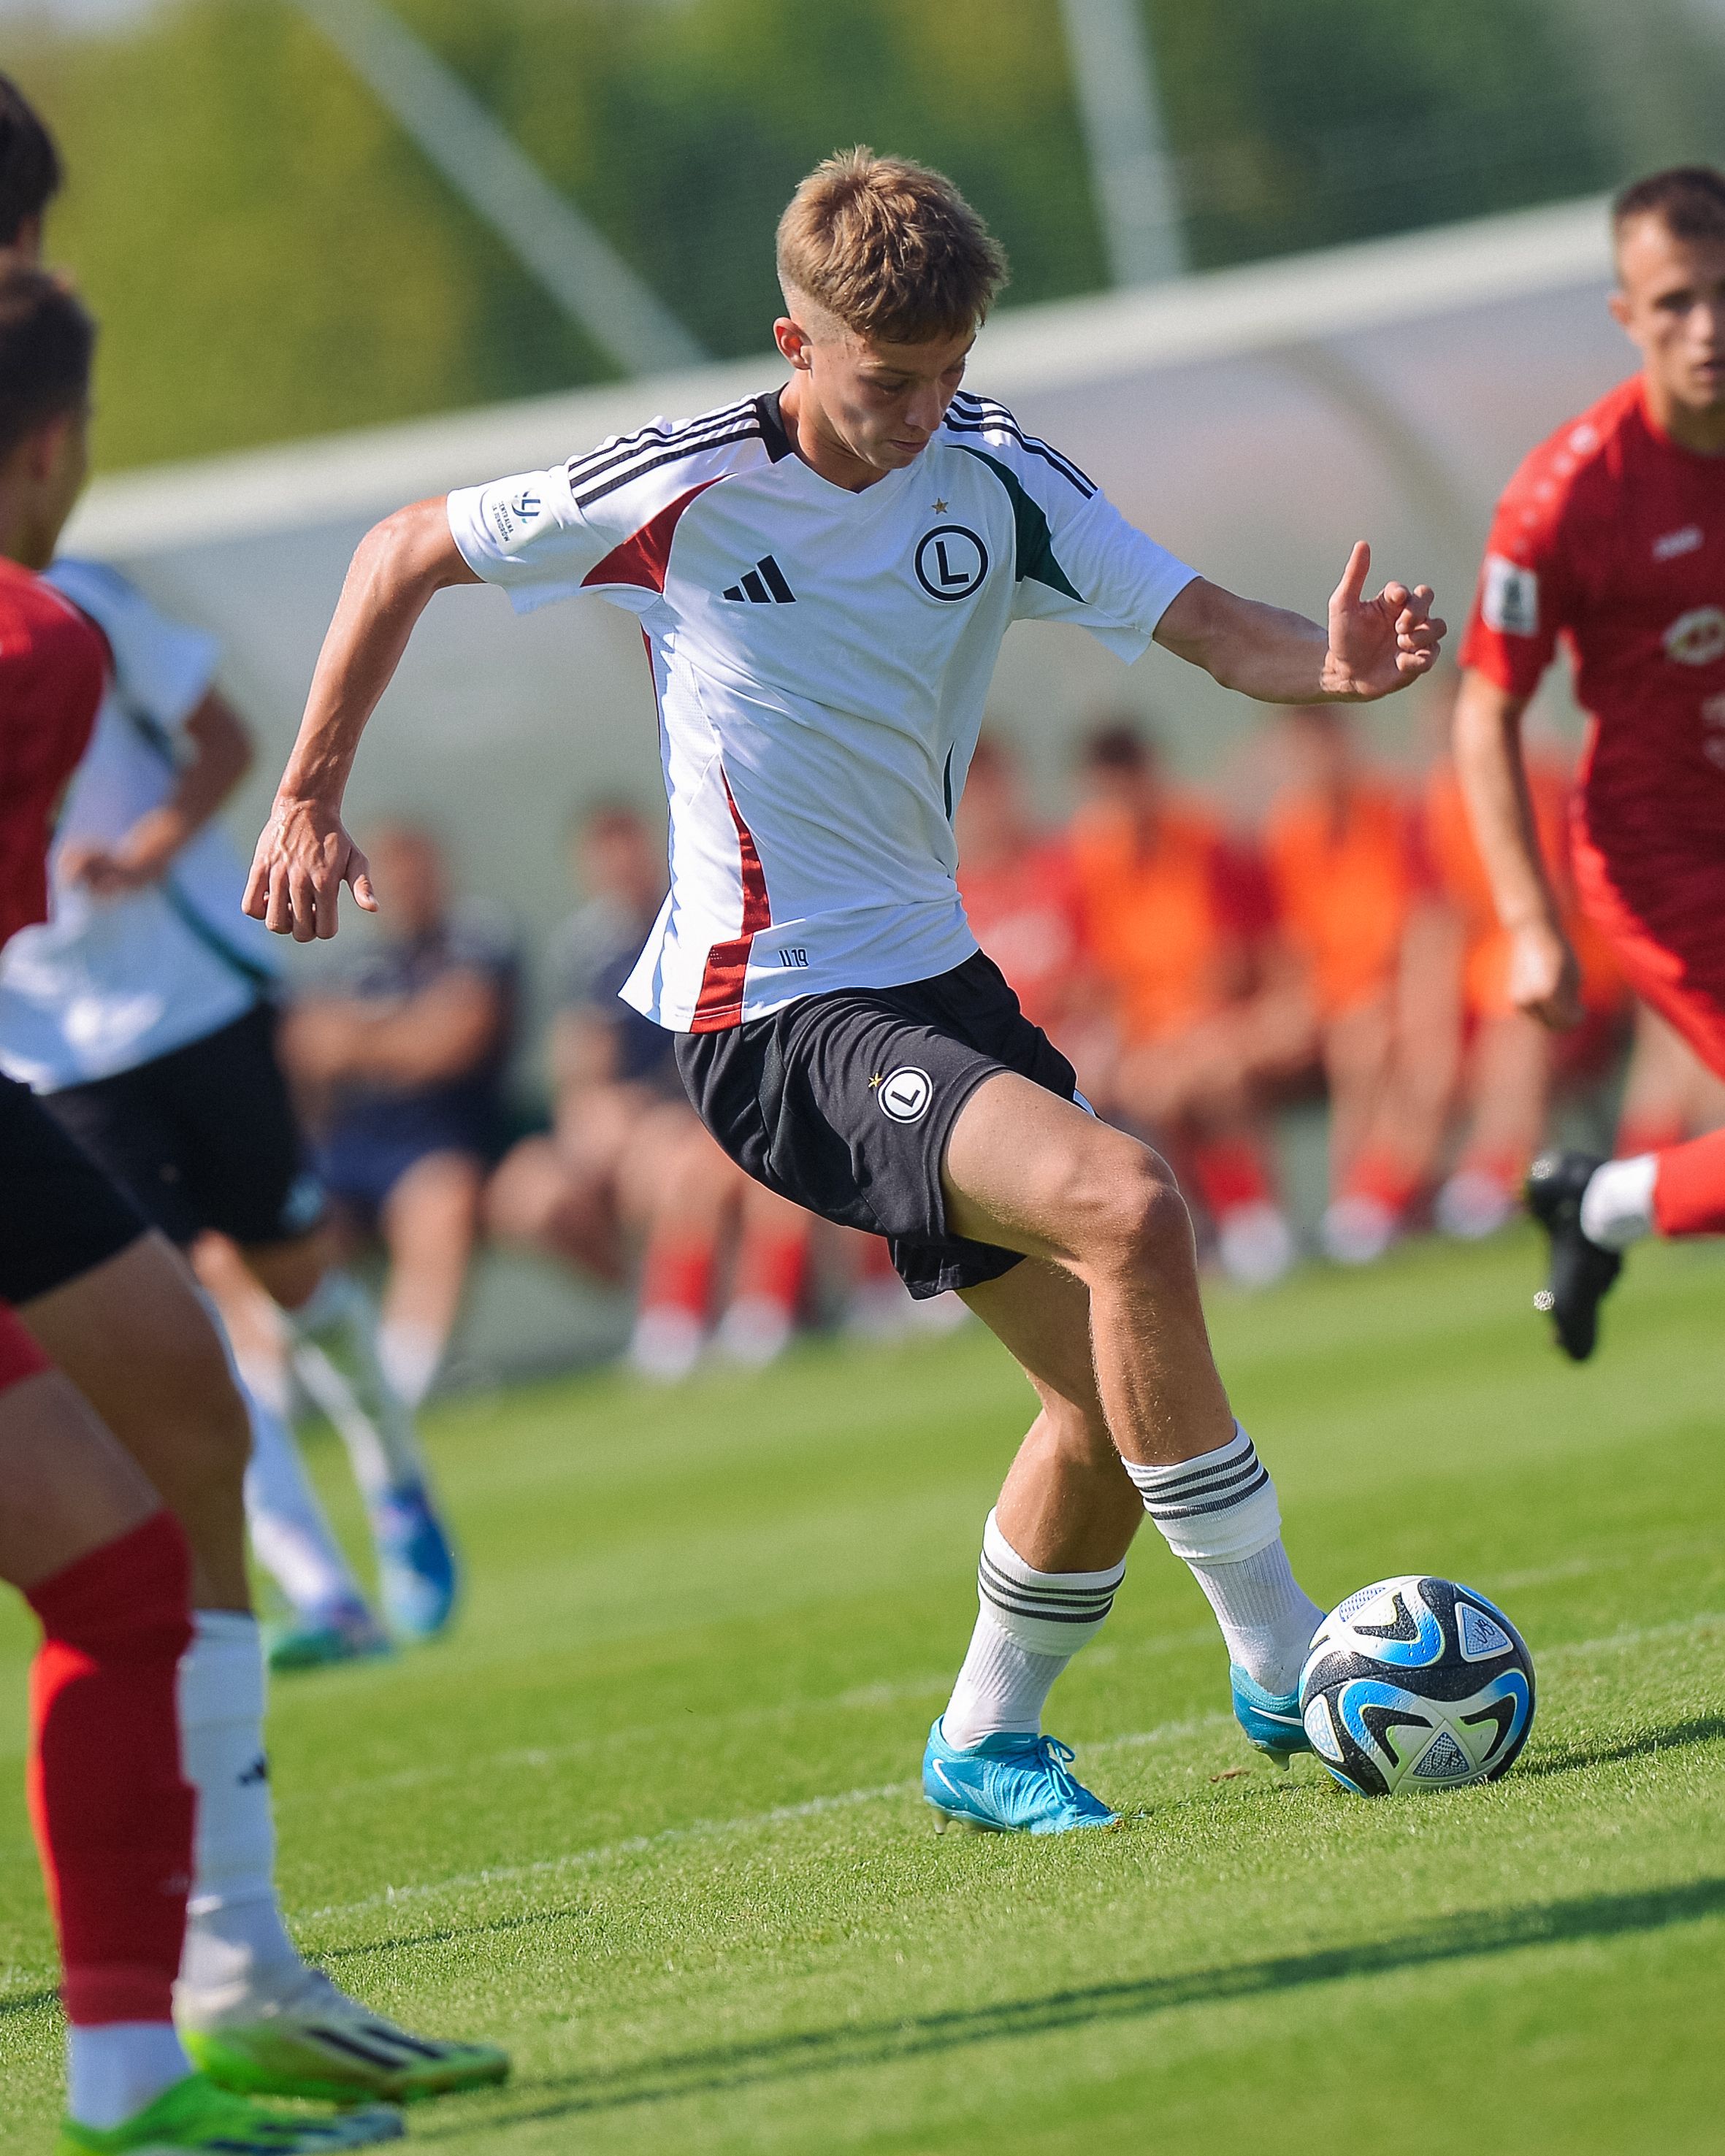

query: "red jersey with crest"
xmin=1461 ymin=375 xmax=1725 ymax=851
xmin=0 ymin=559 xmax=106 ymax=952
xmin=1461 ymin=373 xmax=1725 ymax=1070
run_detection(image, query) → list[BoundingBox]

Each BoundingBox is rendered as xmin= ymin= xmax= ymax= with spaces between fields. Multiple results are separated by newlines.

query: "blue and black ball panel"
xmin=1298 ymin=1576 xmax=1535 ymax=1798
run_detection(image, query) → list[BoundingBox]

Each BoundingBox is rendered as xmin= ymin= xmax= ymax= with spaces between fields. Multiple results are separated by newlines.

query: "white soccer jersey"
xmin=0 ymin=560 xmax=280 ymax=1091
xmin=448 ymin=388 xmax=1196 ymax=1030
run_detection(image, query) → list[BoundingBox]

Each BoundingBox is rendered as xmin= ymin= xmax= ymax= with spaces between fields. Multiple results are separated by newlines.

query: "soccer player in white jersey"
xmin=248 ymin=150 xmax=1445 ymax=1830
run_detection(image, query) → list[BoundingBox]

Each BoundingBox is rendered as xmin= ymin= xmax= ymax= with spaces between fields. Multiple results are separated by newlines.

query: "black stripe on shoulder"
xmin=944 ymin=396 xmax=1095 ymax=496
xmin=754 ymin=388 xmax=795 ymax=462
xmin=571 ymin=423 xmax=763 ymax=508
xmin=565 ymin=398 xmax=760 ymax=493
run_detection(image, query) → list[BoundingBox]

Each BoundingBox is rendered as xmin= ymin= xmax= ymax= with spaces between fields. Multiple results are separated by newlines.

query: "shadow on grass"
xmin=0 ymin=1985 xmax=55 ymax=2019
xmin=1522 ymin=1715 xmax=1725 ymax=1779
xmin=419 ymin=1875 xmax=1725 ymax=2133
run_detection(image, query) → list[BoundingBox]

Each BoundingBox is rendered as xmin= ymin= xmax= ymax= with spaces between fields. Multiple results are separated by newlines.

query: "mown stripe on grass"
xmin=291 ymin=1610 xmax=1724 ymax=1931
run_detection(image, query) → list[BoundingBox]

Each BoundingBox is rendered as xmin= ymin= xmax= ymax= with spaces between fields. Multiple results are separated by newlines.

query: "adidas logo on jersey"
xmin=722 ymin=555 xmax=796 ymax=605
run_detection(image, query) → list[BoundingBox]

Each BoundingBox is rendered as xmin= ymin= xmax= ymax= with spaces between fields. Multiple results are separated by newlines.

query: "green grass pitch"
xmin=2 ymin=1228 xmax=1722 ymax=2152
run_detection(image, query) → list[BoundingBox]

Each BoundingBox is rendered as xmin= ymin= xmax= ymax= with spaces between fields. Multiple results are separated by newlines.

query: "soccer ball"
xmin=1298 ymin=1575 xmax=1535 ymax=1796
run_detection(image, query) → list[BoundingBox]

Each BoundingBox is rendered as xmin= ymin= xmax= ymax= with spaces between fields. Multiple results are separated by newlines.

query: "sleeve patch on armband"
xmin=1481 ymin=554 xmax=1540 ymax=637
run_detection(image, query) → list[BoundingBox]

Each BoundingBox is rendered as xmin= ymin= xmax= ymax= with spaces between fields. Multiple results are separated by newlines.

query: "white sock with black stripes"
xmin=1125 ymin=1423 xmax=1323 ymax=1697
xmin=940 ymin=1510 xmax=1125 ymax=1749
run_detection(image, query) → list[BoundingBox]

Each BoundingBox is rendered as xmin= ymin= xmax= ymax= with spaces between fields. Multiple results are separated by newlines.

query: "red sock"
xmin=733 ymin=1222 xmax=811 ymax=1313
xmin=26 ymin=1511 xmax=195 ymax=2026
xmin=1652 ymin=1125 xmax=1725 ymax=1238
xmin=638 ymin=1234 xmax=716 ymax=1321
xmin=1338 ymin=1146 xmax=1423 ymax=1216
xmin=1190 ymin=1135 xmax=1273 ymax=1218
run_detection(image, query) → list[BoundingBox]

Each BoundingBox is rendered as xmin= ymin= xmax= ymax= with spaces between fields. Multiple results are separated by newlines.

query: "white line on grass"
xmin=290 ymin=1611 xmax=1724 ymax=1933
xmin=291 ymin=1711 xmax=1236 ymax=1930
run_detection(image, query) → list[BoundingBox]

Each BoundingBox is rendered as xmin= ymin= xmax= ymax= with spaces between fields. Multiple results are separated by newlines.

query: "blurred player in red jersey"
xmin=1069 ymin=724 xmax=1298 ymax=1286
xmin=0 ymin=261 xmax=407 ymax=2153
xmin=1457 ymin=166 xmax=1725 ymax=1358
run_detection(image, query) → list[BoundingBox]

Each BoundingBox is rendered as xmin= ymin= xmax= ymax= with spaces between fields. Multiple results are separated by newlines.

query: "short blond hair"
xmin=776 ymin=147 xmax=1008 ymax=345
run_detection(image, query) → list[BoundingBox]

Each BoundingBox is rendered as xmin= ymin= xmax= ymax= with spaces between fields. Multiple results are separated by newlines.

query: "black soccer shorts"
xmin=676 ymin=950 xmax=1077 ymax=1299
xmin=39 ymin=1001 xmax=325 ymax=1251
xmin=0 ymin=1073 xmax=150 ymax=1305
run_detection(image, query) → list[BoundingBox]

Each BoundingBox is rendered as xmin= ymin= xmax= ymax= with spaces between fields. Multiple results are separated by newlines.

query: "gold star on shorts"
xmin=869 ymin=1072 xmax=884 ymax=1089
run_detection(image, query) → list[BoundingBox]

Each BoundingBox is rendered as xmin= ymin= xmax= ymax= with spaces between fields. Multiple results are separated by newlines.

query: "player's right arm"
xmin=1452 ymin=434 xmax=1584 ymax=1030
xmin=244 ymin=496 xmax=478 ymax=941
xmin=1451 ymin=671 xmax=1582 ymax=1029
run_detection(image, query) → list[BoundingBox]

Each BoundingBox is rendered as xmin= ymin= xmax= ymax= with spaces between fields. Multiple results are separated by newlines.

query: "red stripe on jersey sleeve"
xmin=581 ymin=480 xmax=720 ymax=594
xmin=690 ymin=772 xmax=771 ymax=1032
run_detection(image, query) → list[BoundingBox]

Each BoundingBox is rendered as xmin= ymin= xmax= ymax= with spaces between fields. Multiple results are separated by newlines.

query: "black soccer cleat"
xmin=1523 ymin=1150 xmax=1622 ymax=1362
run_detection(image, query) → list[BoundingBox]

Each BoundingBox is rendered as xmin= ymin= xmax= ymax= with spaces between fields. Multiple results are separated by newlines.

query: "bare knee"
xmin=148 ymin=1314 xmax=252 ymax=1478
xmin=1065 ymin=1143 xmax=1193 ymax=1276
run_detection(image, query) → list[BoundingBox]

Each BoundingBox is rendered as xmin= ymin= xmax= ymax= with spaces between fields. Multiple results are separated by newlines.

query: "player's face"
xmin=1611 ymin=218 xmax=1725 ymax=415
xmin=778 ymin=304 xmax=974 ymax=486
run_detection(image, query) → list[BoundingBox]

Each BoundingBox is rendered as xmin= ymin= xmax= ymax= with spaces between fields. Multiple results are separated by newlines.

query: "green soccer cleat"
xmin=56 ymin=2069 xmax=402 ymax=2153
xmin=267 ymin=1599 xmax=394 ymax=1675
xmin=182 ymin=1969 xmax=509 ymax=2106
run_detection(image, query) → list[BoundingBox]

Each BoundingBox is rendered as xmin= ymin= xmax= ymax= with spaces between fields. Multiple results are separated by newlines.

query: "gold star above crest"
xmin=868 ymin=1072 xmax=884 ymax=1089
xmin=933 ymin=499 xmax=949 ymax=514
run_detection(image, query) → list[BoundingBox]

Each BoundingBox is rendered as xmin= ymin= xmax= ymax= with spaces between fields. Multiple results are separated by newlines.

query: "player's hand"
xmin=61 ymin=807 xmax=191 ymax=897
xmin=60 ymin=839 xmax=166 ymax=897
xmin=1507 ymin=919 xmax=1584 ymax=1030
xmin=1321 ymin=541 xmax=1447 ymax=700
xmin=244 ymin=794 xmax=377 ymax=942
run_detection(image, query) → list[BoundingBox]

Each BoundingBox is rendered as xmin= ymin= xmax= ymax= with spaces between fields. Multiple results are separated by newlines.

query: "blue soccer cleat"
xmin=922 ymin=1717 xmax=1119 ymax=1834
xmin=370 ymin=1480 xmax=459 ymax=1642
xmin=1231 ymin=1665 xmax=1314 ymax=1769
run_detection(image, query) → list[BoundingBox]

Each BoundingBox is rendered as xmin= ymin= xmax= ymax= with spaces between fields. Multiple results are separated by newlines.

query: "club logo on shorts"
xmin=914 ymin=524 xmax=990 ymax=602
xmin=876 ymin=1066 xmax=933 ymax=1122
xmin=1664 ymin=607 xmax=1725 ymax=667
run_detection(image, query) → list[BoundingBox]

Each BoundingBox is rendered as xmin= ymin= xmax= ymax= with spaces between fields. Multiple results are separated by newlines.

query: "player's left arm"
xmin=1154 ymin=543 xmax=1445 ymax=702
xmin=61 ymin=691 xmax=252 ymax=895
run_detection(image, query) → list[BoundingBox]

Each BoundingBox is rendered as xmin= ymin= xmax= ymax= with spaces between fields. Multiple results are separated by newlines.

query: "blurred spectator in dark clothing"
xmin=282 ymin=821 xmax=514 ymax=1403
xmin=486 ymin=803 xmax=811 ymax=1381
xmin=1067 ymin=722 xmax=1299 ymax=1286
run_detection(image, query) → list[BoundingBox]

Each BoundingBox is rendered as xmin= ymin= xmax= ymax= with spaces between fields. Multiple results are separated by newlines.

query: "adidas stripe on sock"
xmin=1125 ymin=1424 xmax=1323 ymax=1697
xmin=941 ymin=1511 xmax=1124 ymax=1749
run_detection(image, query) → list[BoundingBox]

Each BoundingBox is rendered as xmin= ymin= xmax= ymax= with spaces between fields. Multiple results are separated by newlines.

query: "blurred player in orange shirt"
xmin=955 ymin=736 xmax=1100 ymax=1056
xmin=1261 ymin=706 xmax=1448 ymax=1262
xmin=1067 ymin=724 xmax=1296 ymax=1286
xmin=1421 ymin=740 xmax=1625 ymax=1238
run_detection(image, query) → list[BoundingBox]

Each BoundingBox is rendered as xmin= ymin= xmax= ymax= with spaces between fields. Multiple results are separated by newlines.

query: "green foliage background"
xmin=7 ymin=0 xmax=1719 ymax=471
